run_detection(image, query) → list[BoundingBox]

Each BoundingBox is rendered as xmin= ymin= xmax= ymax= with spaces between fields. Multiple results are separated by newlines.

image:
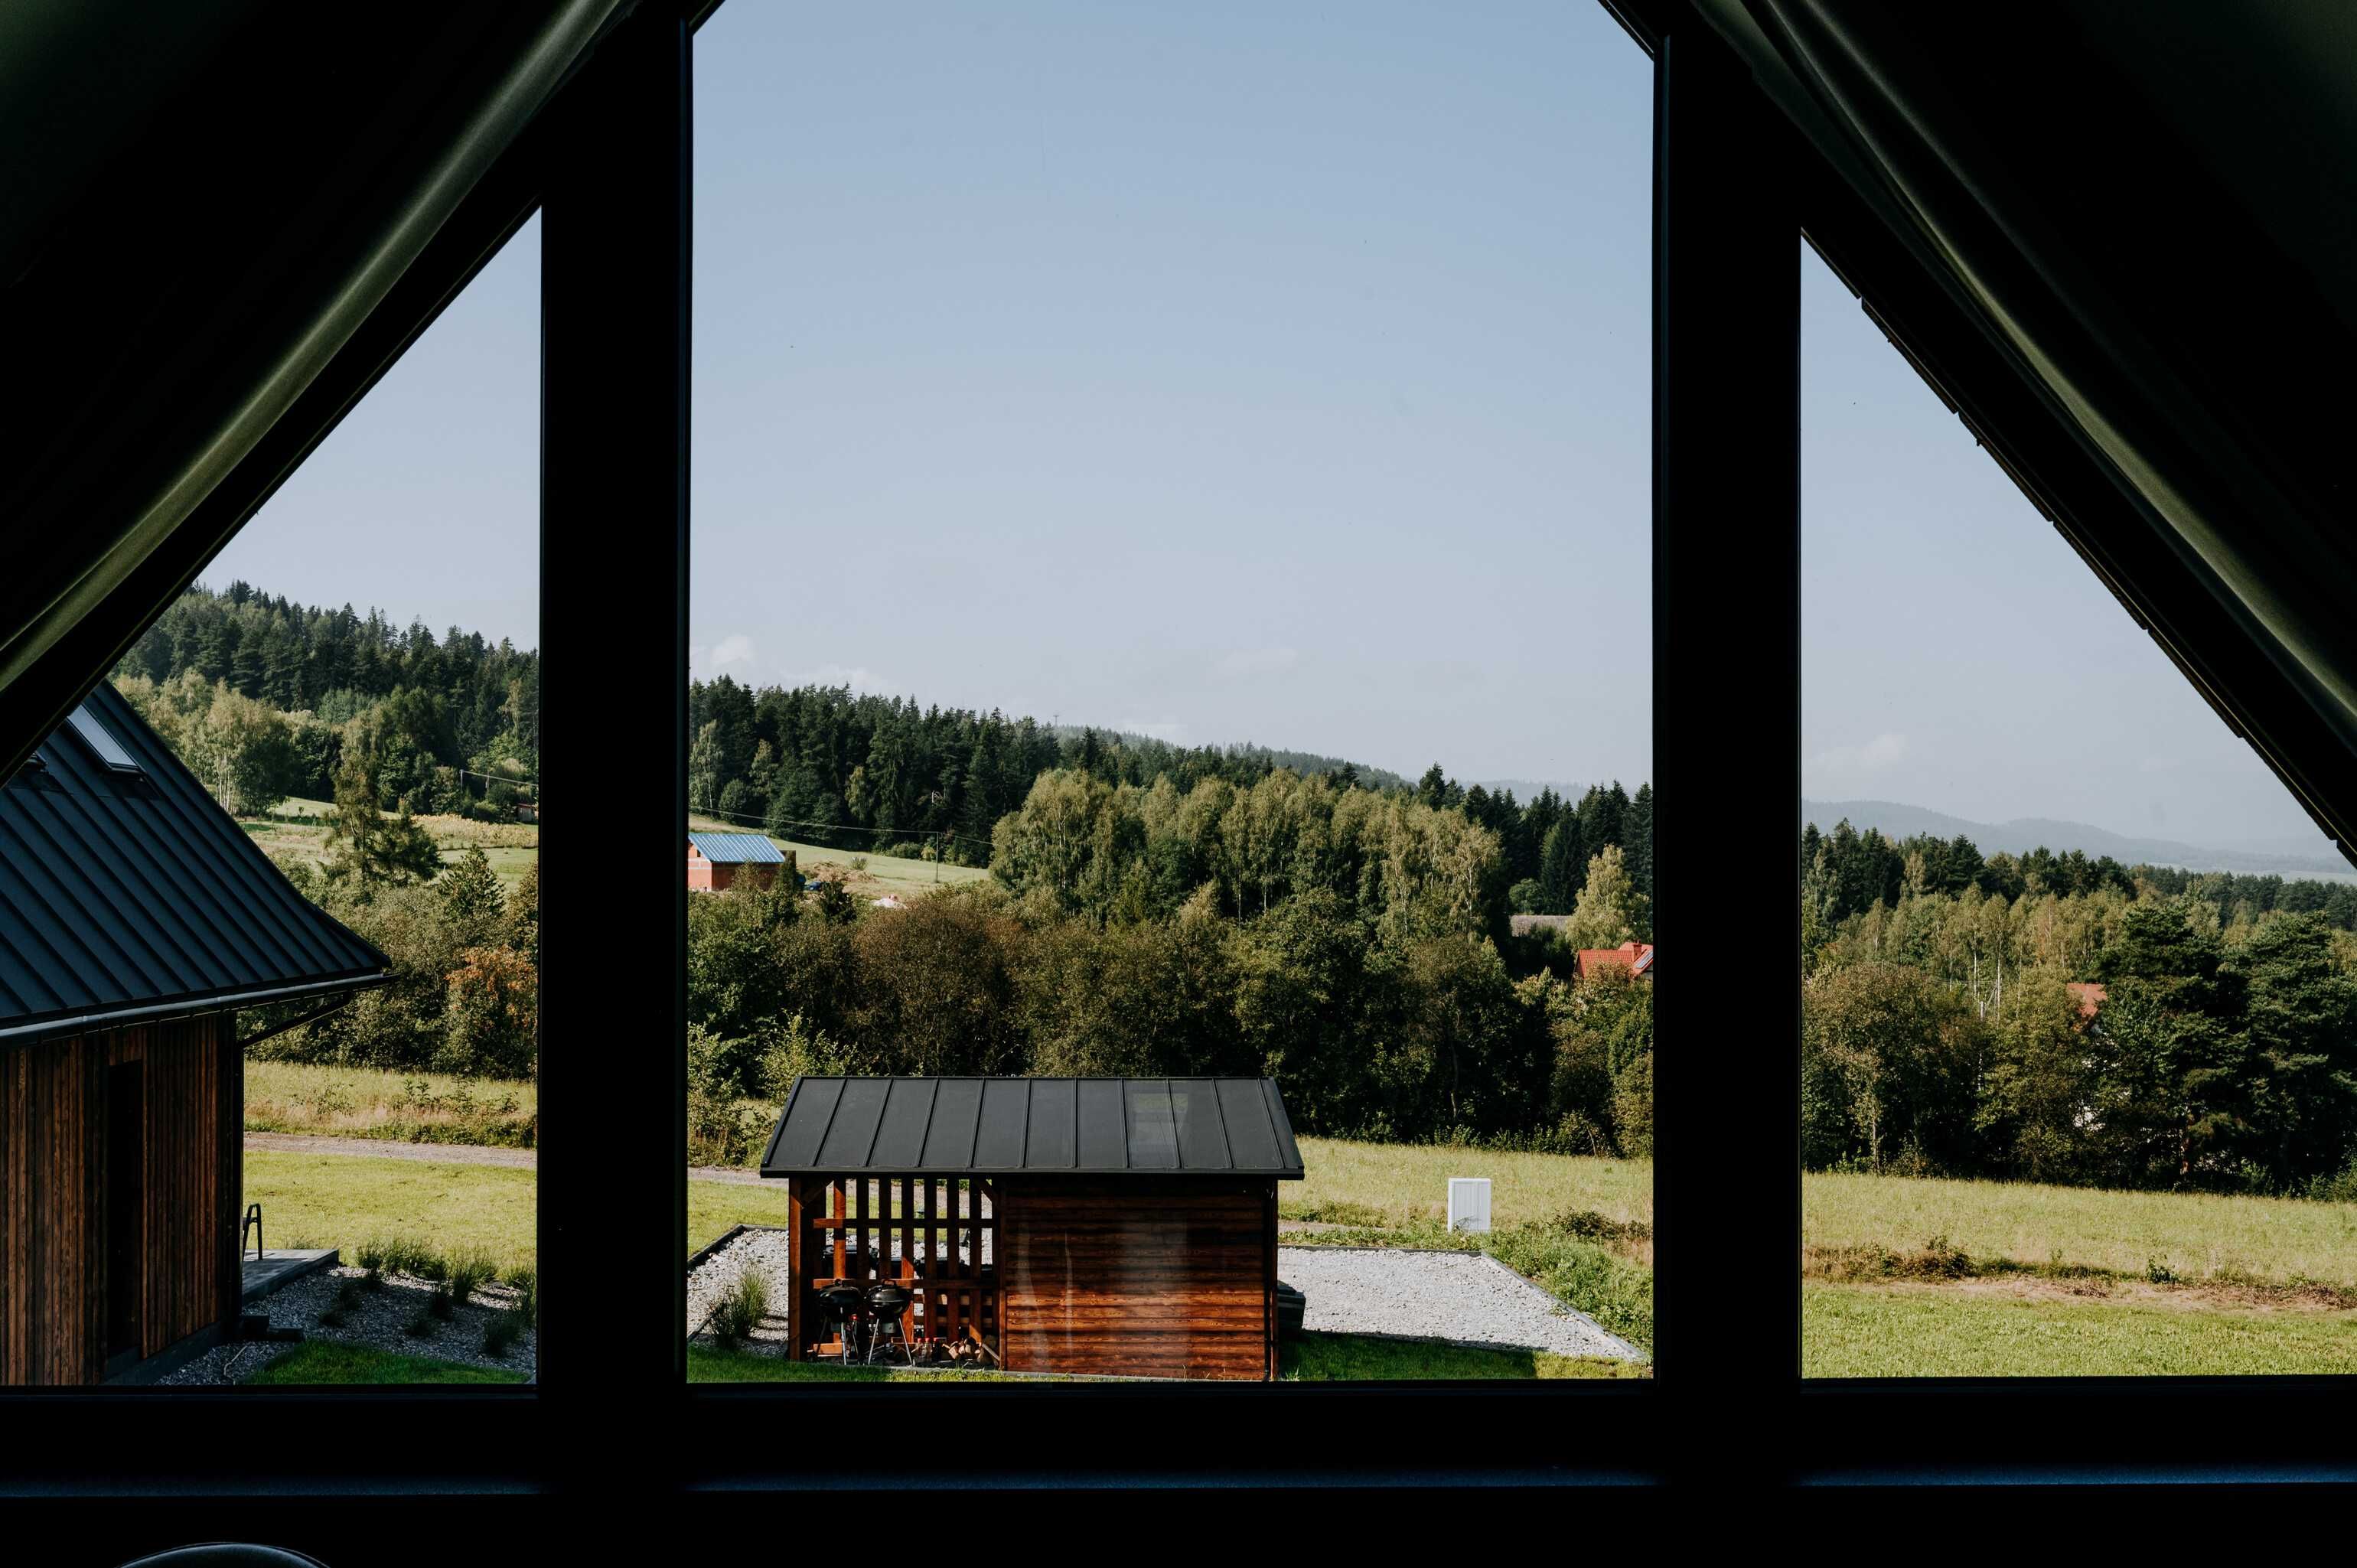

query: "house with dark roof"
xmin=762 ymin=1076 xmax=1304 ymax=1380
xmin=1 ymin=685 xmax=387 ymax=1384
xmin=685 ymin=830 xmax=784 ymax=892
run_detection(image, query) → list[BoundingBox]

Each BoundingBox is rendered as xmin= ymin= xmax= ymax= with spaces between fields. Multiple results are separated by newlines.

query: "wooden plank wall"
xmin=998 ymin=1176 xmax=1276 ymax=1381
xmin=0 ymin=1016 xmax=236 ymax=1384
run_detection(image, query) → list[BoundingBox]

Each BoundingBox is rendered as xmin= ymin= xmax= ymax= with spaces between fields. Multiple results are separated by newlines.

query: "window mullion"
xmin=539 ymin=4 xmax=694 ymax=1485
xmin=1651 ymin=16 xmax=1801 ymax=1483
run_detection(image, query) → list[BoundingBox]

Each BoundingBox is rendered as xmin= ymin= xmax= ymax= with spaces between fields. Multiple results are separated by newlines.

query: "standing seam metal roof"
xmin=0 ymin=684 xmax=390 ymax=1033
xmin=686 ymin=831 xmax=784 ymax=865
xmin=761 ymin=1076 xmax=1306 ymax=1180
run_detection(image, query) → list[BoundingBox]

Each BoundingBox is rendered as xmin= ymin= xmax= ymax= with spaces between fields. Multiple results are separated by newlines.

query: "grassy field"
xmin=1804 ymin=1282 xmax=2357 ymax=1377
xmin=1806 ymin=1170 xmax=2357 ymax=1286
xmin=686 ymin=813 xmax=989 ymax=899
xmin=249 ymin=1341 xmax=529 ymax=1386
xmin=246 ymin=1149 xmax=539 ymax=1275
xmin=245 ymin=1061 xmax=536 ymax=1146
xmin=242 ymin=796 xmax=539 ymax=889
xmin=1803 ymin=1170 xmax=2357 ymax=1376
xmin=1290 ymin=1136 xmax=1651 ymax=1240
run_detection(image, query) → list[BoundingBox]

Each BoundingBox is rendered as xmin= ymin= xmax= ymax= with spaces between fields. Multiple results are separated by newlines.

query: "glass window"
xmin=1799 ymin=238 xmax=2357 ymax=1377
xmin=685 ymin=2 xmax=1654 ymax=1387
xmin=55 ymin=217 xmax=546 ymax=1390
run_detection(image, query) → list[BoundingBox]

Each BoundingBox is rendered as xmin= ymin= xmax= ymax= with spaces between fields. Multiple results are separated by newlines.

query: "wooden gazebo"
xmin=761 ymin=1077 xmax=1305 ymax=1381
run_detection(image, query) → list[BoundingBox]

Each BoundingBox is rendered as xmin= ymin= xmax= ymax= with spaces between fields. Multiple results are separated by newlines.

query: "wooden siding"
xmin=998 ymin=1177 xmax=1276 ymax=1381
xmin=0 ymin=1016 xmax=237 ymax=1384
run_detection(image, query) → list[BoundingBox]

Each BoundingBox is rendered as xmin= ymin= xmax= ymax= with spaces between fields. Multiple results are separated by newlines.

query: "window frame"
xmin=10 ymin=0 xmax=2346 ymax=1525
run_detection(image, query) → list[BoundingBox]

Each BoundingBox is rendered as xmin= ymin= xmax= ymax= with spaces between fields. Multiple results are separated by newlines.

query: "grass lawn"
xmin=249 ymin=1340 xmax=528 ymax=1386
xmin=688 ymin=1332 xmax=1643 ymax=1384
xmin=688 ymin=1181 xmax=797 ymax=1257
xmin=1281 ymin=1332 xmax=1646 ymax=1381
xmin=245 ymin=1149 xmax=538 ymax=1274
xmin=1288 ymin=1137 xmax=1651 ymax=1238
xmin=1805 ymin=1170 xmax=2357 ymax=1286
xmin=245 ymin=1060 xmax=536 ymax=1146
xmin=1804 ymin=1282 xmax=2357 ymax=1377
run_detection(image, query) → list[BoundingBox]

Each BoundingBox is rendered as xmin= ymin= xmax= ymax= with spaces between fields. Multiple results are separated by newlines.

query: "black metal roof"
xmin=0 ymin=683 xmax=390 ymax=1037
xmin=761 ymin=1077 xmax=1306 ymax=1181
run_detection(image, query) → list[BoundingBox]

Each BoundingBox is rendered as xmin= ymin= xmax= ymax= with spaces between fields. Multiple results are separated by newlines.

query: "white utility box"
xmin=1447 ymin=1177 xmax=1492 ymax=1234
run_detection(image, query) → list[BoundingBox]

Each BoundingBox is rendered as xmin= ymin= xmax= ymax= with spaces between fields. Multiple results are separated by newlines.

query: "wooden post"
xmin=784 ymin=1176 xmax=805 ymax=1362
xmin=1263 ymin=1179 xmax=1279 ymax=1382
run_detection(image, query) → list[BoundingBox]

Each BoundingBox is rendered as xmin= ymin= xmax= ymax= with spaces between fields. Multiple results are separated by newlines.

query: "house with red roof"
xmin=1575 ymin=940 xmax=1654 ymax=981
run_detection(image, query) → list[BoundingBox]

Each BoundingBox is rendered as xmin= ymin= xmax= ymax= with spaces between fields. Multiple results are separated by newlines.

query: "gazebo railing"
xmin=791 ymin=1175 xmax=999 ymax=1361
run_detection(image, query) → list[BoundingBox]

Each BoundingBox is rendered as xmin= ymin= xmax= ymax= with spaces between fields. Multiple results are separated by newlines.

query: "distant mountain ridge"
xmin=1804 ymin=798 xmax=2351 ymax=877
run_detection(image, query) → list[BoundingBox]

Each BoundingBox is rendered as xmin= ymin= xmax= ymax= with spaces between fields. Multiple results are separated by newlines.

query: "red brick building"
xmin=686 ymin=830 xmax=785 ymax=892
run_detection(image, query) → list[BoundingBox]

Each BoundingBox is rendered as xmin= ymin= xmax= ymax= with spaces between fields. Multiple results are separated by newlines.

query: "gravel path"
xmin=243 ymin=1131 xmax=537 ymax=1169
xmin=1276 ymin=1246 xmax=1645 ymax=1362
xmin=160 ymin=1266 xmax=536 ymax=1384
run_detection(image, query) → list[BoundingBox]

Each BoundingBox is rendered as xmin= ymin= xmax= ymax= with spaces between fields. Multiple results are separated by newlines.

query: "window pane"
xmin=1800 ymin=240 xmax=2357 ymax=1376
xmin=3 ymin=217 xmax=545 ymax=1388
xmin=686 ymin=3 xmax=1653 ymax=1384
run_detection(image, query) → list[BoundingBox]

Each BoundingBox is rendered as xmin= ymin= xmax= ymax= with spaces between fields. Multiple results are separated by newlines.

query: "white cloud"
xmin=1216 ymin=646 xmax=1300 ymax=680
xmin=688 ymin=633 xmax=758 ymax=680
xmin=779 ymin=662 xmax=901 ymax=694
xmin=1118 ymin=716 xmax=1188 ymax=744
xmin=1810 ymin=732 xmax=1909 ymax=774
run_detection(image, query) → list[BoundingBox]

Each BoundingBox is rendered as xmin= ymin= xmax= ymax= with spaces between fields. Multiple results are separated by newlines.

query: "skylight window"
xmin=66 ymin=706 xmax=142 ymax=774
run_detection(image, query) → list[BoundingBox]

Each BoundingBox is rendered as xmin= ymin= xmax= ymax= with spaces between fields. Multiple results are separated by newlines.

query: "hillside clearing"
xmin=240 ymin=797 xmax=538 ymax=889
xmin=687 ymin=813 xmax=988 ymax=898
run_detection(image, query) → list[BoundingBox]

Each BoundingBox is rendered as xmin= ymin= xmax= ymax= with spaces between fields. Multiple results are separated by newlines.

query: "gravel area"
xmin=686 ymin=1226 xmax=794 ymax=1350
xmin=1276 ymin=1245 xmax=1645 ymax=1362
xmin=158 ymin=1266 xmax=536 ymax=1385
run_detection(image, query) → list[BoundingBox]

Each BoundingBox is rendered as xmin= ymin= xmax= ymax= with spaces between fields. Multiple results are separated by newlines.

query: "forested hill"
xmin=690 ymin=675 xmax=1654 ymax=891
xmin=112 ymin=580 xmax=537 ymax=814
xmin=1049 ymin=725 xmax=1411 ymax=794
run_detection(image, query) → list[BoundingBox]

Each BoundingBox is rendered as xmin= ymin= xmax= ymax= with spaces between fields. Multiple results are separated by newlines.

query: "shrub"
xmin=428 ymin=1283 xmax=458 ymax=1322
xmin=445 ymin=1246 xmax=497 ymax=1308
xmin=708 ymin=1270 xmax=771 ymax=1348
xmin=482 ymin=1309 xmax=525 ymax=1358
xmin=2306 ymin=1156 xmax=2357 ymax=1204
xmin=318 ymin=1308 xmax=347 ymax=1329
xmin=403 ymin=1310 xmax=435 ymax=1339
xmin=504 ymin=1264 xmax=538 ymax=1325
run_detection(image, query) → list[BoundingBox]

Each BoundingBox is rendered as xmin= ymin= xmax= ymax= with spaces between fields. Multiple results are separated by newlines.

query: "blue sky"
xmin=208 ymin=1 xmax=2327 ymax=852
